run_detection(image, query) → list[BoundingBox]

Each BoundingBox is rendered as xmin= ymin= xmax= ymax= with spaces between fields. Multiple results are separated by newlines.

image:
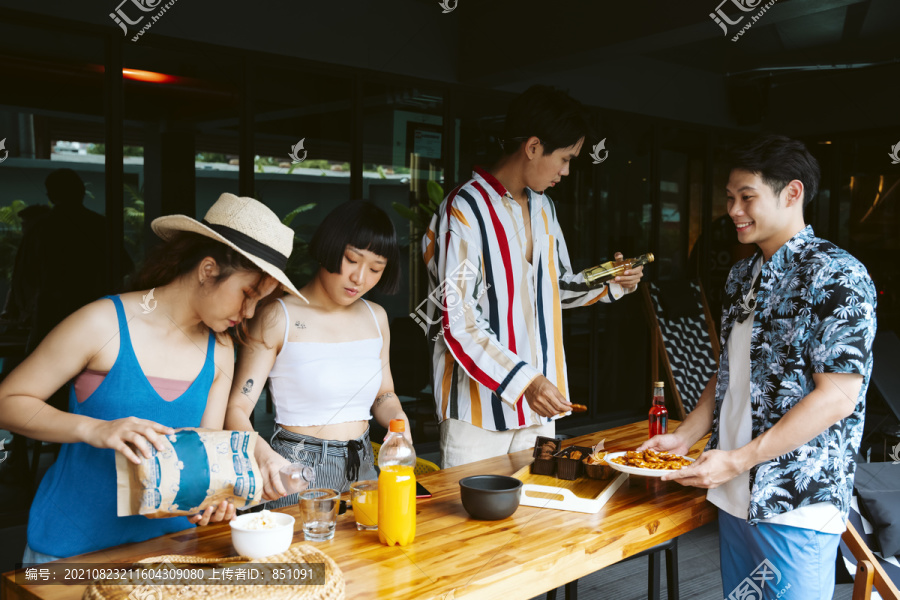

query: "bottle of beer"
xmin=581 ymin=253 xmax=654 ymax=288
xmin=648 ymin=381 xmax=668 ymax=439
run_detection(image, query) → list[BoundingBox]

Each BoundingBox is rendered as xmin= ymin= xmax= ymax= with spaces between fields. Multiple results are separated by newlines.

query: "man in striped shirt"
xmin=421 ymin=86 xmax=644 ymax=468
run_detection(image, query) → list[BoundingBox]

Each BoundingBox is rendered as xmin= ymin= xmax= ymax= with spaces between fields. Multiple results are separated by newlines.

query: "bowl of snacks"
xmin=555 ymin=446 xmax=592 ymax=480
xmin=583 ymin=444 xmax=613 ymax=480
xmin=531 ymin=436 xmax=560 ymax=476
xmin=605 ymin=449 xmax=694 ymax=477
xmin=459 ymin=475 xmax=523 ymax=520
xmin=230 ymin=509 xmax=296 ymax=558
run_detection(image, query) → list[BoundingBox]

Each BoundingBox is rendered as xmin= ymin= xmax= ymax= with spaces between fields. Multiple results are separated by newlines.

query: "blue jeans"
xmin=22 ymin=543 xmax=63 ymax=566
xmin=718 ymin=509 xmax=842 ymax=600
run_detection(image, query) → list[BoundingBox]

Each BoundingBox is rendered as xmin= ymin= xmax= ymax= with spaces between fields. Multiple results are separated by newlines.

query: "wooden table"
xmin=2 ymin=421 xmax=717 ymax=600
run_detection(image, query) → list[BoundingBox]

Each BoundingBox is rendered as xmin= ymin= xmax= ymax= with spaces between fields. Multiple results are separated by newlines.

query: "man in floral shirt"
xmin=641 ymin=135 xmax=876 ymax=600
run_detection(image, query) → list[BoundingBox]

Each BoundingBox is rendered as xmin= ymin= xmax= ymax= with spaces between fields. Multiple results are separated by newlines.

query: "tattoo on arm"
xmin=241 ymin=379 xmax=254 ymax=397
xmin=374 ymin=392 xmax=397 ymax=409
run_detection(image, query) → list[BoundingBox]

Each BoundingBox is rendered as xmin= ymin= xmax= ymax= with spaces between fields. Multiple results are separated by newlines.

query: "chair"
xmin=839 ymin=500 xmax=900 ymax=600
xmin=641 ymin=280 xmax=720 ymax=420
xmin=370 ymin=441 xmax=440 ymax=475
xmin=545 ymin=537 xmax=679 ymax=600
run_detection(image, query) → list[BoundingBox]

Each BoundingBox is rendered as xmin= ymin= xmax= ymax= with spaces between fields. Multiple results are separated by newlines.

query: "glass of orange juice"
xmin=350 ymin=480 xmax=378 ymax=531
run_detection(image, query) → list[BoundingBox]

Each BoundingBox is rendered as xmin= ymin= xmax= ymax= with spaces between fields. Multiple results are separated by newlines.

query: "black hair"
xmin=131 ymin=230 xmax=278 ymax=346
xmin=500 ymin=85 xmax=592 ymax=156
xmin=45 ymin=168 xmax=85 ymax=206
xmin=309 ymin=200 xmax=400 ymax=294
xmin=727 ymin=135 xmax=820 ymax=207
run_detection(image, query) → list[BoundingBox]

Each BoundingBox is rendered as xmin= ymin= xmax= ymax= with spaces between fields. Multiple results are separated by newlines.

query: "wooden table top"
xmin=3 ymin=420 xmax=716 ymax=600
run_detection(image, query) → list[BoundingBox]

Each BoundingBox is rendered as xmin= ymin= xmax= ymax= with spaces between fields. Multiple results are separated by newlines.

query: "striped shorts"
xmin=265 ymin=425 xmax=378 ymax=509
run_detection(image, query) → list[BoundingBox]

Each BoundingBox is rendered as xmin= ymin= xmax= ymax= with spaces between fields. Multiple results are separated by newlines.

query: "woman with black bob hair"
xmin=309 ymin=199 xmax=401 ymax=295
xmin=226 ymin=200 xmax=410 ymax=506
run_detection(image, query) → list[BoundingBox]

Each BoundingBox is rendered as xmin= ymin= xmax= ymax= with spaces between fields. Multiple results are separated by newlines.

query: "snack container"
xmin=555 ymin=446 xmax=592 ymax=481
xmin=530 ymin=436 xmax=560 ymax=476
xmin=583 ymin=459 xmax=614 ymax=480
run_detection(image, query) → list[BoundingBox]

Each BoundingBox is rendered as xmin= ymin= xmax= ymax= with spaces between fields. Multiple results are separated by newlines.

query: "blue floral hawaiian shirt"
xmin=708 ymin=226 xmax=877 ymax=525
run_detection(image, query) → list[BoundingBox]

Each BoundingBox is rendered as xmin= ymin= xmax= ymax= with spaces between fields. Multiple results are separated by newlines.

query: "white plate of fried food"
xmin=605 ymin=449 xmax=694 ymax=477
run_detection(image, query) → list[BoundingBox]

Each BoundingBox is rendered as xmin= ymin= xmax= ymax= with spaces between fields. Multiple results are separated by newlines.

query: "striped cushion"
xmin=840 ymin=494 xmax=900 ymax=598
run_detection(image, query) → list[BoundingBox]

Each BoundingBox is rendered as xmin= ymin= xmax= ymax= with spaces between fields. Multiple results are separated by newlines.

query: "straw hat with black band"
xmin=151 ymin=193 xmax=308 ymax=303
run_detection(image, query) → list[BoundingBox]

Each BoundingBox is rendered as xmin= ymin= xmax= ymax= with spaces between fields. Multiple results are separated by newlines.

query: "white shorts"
xmin=439 ymin=418 xmax=555 ymax=469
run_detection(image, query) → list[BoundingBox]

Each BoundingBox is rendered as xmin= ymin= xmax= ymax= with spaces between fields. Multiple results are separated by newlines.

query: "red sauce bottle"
xmin=649 ymin=381 xmax=668 ymax=438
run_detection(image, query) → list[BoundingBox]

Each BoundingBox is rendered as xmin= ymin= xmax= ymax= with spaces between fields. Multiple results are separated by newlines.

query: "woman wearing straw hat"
xmin=0 ymin=193 xmax=302 ymax=564
xmin=226 ymin=200 xmax=411 ymax=507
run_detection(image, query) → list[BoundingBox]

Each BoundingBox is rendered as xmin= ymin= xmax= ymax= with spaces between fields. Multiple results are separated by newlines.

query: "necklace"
xmin=736 ymin=270 xmax=762 ymax=324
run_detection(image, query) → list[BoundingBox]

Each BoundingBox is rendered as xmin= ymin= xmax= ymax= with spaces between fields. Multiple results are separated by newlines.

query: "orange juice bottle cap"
xmin=389 ymin=419 xmax=406 ymax=433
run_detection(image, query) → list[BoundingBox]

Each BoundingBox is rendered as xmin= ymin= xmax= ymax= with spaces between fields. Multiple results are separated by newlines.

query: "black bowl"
xmin=459 ymin=475 xmax=523 ymax=520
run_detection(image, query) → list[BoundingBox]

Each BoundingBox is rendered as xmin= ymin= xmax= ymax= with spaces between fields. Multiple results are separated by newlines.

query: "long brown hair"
xmin=131 ymin=231 xmax=282 ymax=345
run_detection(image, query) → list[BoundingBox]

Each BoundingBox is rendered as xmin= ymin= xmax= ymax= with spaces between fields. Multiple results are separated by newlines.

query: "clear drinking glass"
xmin=298 ymin=488 xmax=339 ymax=541
xmin=349 ymin=480 xmax=378 ymax=531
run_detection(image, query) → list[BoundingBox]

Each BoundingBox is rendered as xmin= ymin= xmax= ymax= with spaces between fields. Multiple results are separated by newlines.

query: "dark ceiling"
xmin=453 ymin=0 xmax=900 ymax=132
xmin=0 ymin=0 xmax=897 ymax=134
xmin=458 ymin=0 xmax=899 ymax=84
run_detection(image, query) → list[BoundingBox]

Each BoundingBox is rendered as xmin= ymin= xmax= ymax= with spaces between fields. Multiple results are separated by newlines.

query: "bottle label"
xmin=649 ymin=411 xmax=668 ymax=438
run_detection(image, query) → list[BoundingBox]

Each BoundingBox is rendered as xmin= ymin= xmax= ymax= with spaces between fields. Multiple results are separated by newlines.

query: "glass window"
xmin=362 ymin=82 xmax=445 ymax=320
xmin=252 ymin=66 xmax=354 ymax=289
xmin=555 ymin=144 xmax=601 ymax=418
xmin=805 ymin=139 xmax=835 ymax=242
xmin=835 ymin=134 xmax=899 ymax=333
xmin=454 ymin=88 xmax=510 ymax=186
xmin=0 ymin=22 xmax=106 ymax=323
xmin=703 ymin=134 xmax=756 ymax=326
xmin=657 ymin=128 xmax=708 ymax=281
xmin=118 ymin=43 xmax=243 ymax=267
xmin=586 ymin=113 xmax=654 ymax=420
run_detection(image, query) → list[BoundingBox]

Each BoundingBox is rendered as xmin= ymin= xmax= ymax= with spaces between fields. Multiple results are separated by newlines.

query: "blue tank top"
xmin=27 ymin=295 xmax=215 ymax=558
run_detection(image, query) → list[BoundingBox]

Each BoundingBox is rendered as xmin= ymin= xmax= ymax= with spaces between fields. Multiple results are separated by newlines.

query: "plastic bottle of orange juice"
xmin=378 ymin=419 xmax=416 ymax=546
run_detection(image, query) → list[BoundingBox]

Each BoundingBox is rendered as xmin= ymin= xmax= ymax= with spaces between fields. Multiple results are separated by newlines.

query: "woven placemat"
xmin=82 ymin=544 xmax=344 ymax=600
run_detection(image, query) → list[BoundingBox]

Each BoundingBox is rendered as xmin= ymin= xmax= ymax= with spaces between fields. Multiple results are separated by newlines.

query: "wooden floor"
xmin=532 ymin=520 xmax=855 ymax=600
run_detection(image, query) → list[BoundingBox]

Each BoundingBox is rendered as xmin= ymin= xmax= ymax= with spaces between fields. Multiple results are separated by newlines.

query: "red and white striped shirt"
xmin=418 ymin=167 xmax=627 ymax=432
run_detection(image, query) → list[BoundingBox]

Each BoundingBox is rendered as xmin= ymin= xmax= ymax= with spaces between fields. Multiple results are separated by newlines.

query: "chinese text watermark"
xmin=709 ymin=0 xmax=779 ymax=42
xmin=411 ymin=259 xmax=489 ymax=342
xmin=109 ymin=0 xmax=181 ymax=42
xmin=725 ymin=559 xmax=790 ymax=600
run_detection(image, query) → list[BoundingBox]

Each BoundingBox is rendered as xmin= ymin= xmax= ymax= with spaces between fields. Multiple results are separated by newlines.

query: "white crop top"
xmin=267 ymin=298 xmax=384 ymax=427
